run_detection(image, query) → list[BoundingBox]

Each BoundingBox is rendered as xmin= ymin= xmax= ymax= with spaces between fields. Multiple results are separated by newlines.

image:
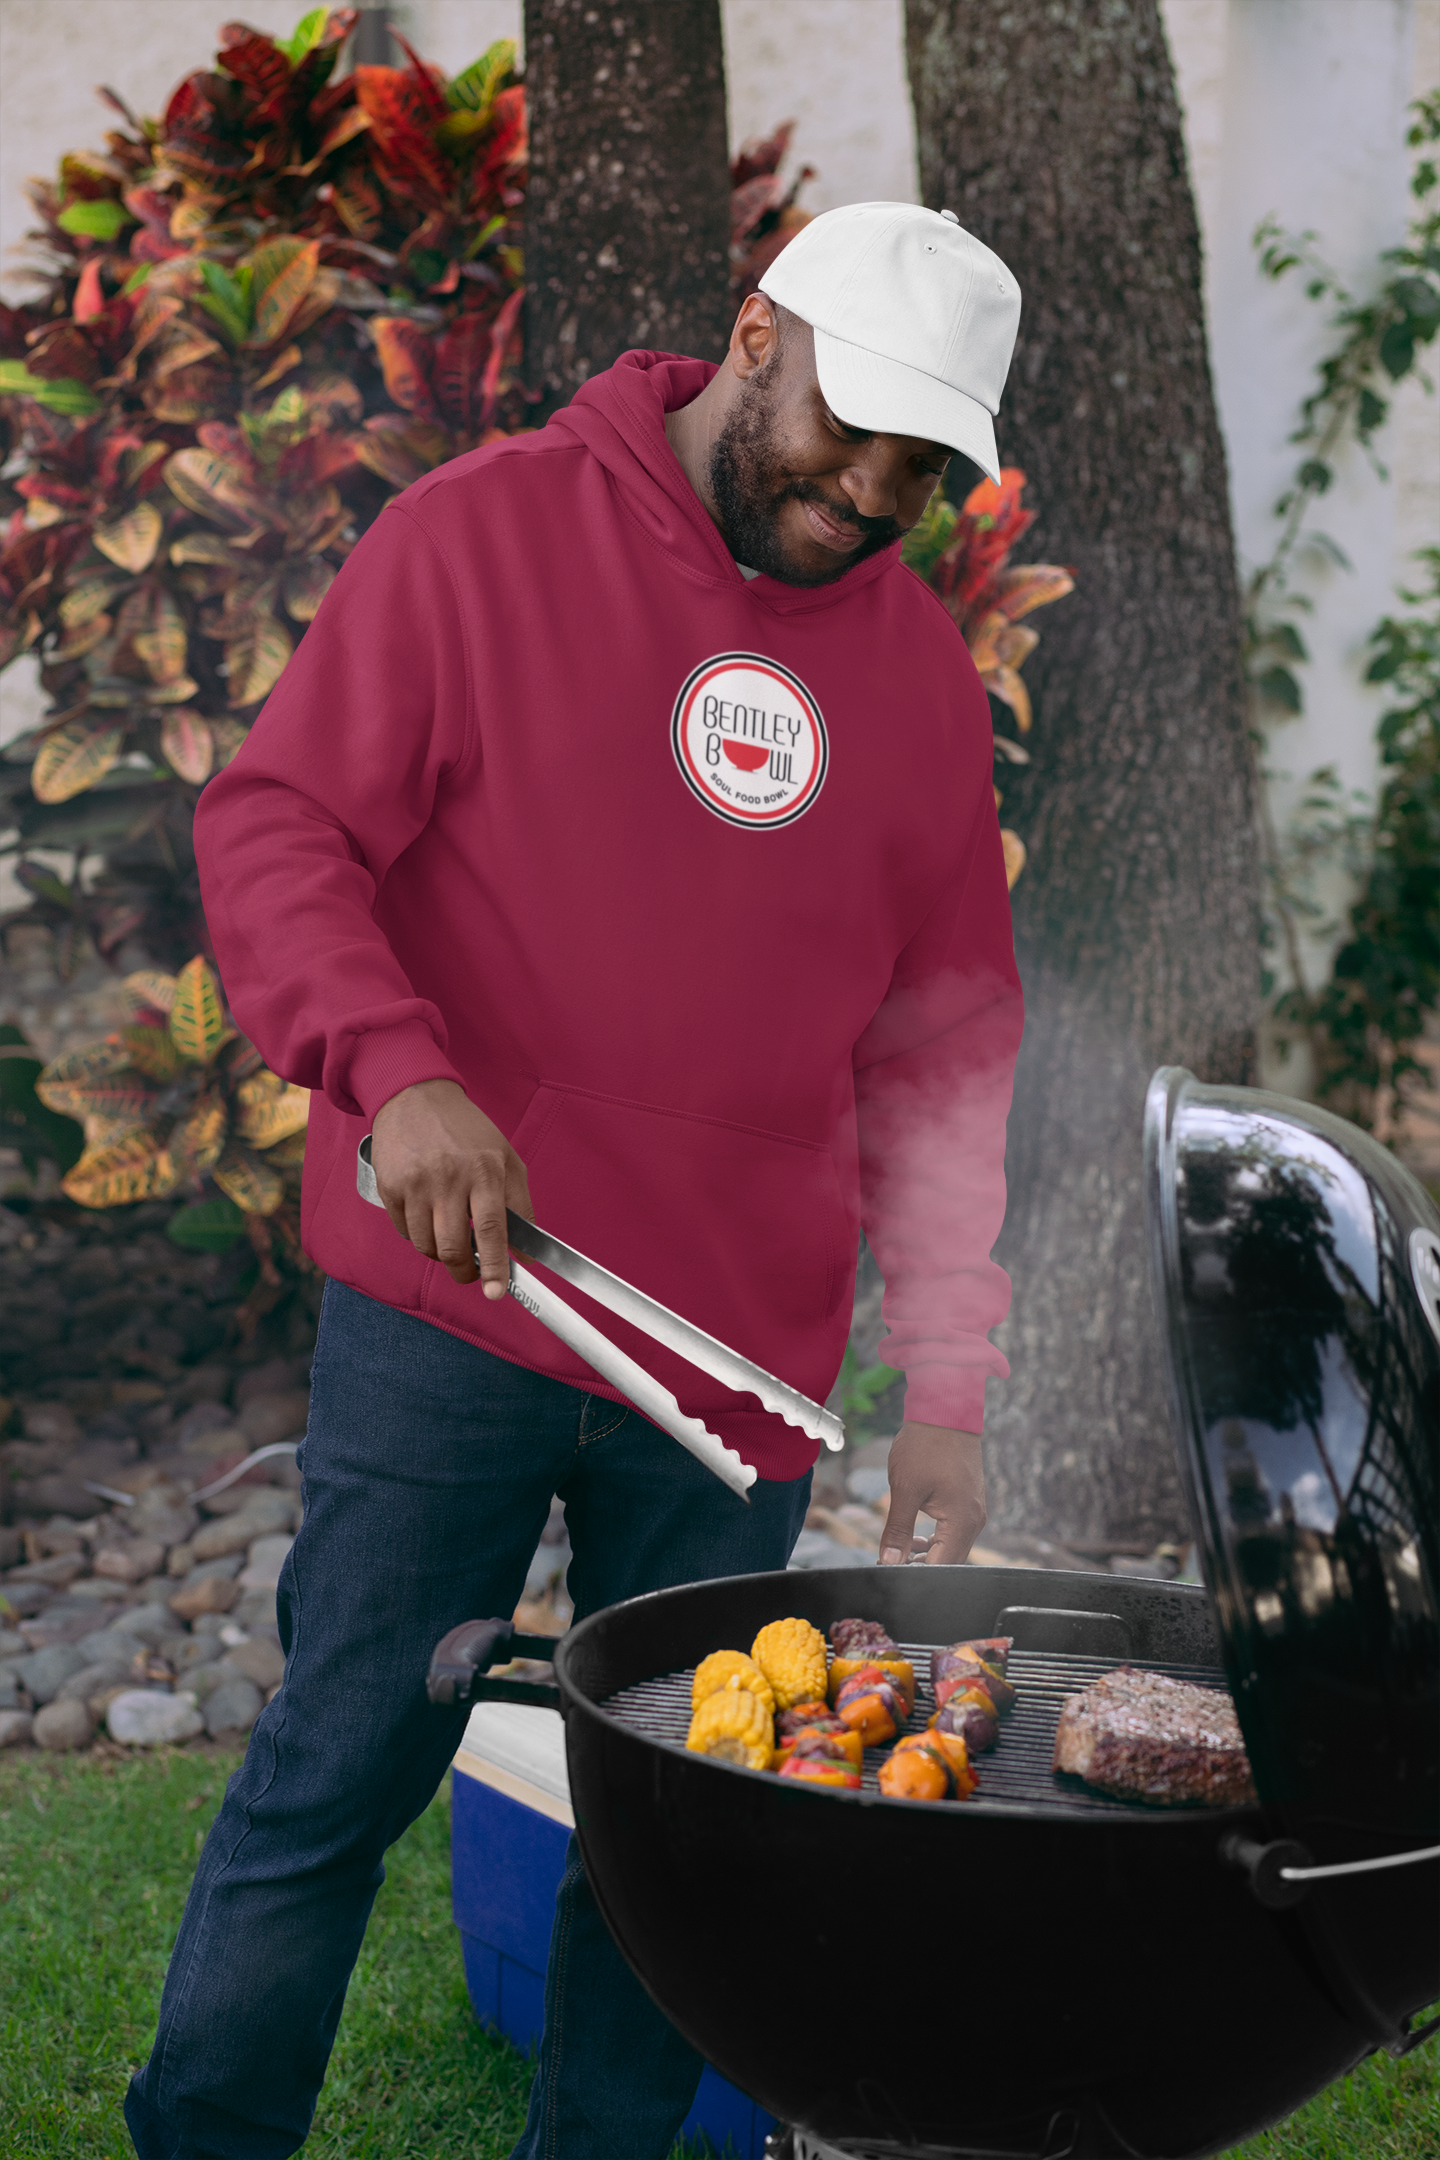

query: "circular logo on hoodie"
xmin=671 ymin=652 xmax=828 ymax=829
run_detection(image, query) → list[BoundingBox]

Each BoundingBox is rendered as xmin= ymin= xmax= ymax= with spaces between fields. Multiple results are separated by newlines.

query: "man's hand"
xmin=878 ymin=1422 xmax=986 ymax=1566
xmin=371 ymin=1079 xmax=533 ymax=1295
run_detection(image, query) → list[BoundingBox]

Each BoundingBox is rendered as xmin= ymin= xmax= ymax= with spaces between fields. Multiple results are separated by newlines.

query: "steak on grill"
xmin=1053 ymin=1665 xmax=1256 ymax=1807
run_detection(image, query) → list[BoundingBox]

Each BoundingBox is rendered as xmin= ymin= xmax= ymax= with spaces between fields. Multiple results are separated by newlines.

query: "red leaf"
xmin=471 ymin=86 xmax=527 ymax=202
xmin=73 ymin=259 xmax=107 ymax=323
xmin=216 ymin=25 xmax=291 ymax=107
xmin=370 ymin=316 xmax=439 ymax=421
xmin=353 ymin=67 xmax=453 ymax=208
xmin=430 ymin=310 xmax=491 ymax=434
xmin=478 ymin=286 xmax=524 ymax=430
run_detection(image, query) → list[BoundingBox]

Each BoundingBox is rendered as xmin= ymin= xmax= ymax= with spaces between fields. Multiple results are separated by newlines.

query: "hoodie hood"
xmin=548 ymin=349 xmax=901 ymax=614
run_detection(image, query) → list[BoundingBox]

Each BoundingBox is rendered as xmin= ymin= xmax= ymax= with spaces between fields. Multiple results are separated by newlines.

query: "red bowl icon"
xmin=723 ymin=742 xmax=770 ymax=773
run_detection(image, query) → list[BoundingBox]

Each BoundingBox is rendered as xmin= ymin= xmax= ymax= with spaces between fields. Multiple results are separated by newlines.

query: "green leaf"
xmin=277 ymin=6 xmax=329 ymax=66
xmin=1356 ymin=387 xmax=1389 ymax=434
xmin=169 ymin=955 xmax=226 ymax=1065
xmin=57 ymin=197 xmax=133 ymax=240
xmin=1257 ymin=665 xmax=1304 ymax=713
xmin=446 ymin=39 xmax=516 ymax=118
xmin=1297 ymin=459 xmax=1332 ymax=494
xmin=198 ymin=260 xmax=253 ymax=345
xmin=0 ymin=360 xmax=101 ymax=416
xmin=1379 ymin=321 xmax=1416 ymax=379
xmin=166 ymin=1194 xmax=249 ymax=1252
xmin=1268 ymin=622 xmax=1309 ymax=661
xmin=122 ymin=263 xmax=151 ymax=294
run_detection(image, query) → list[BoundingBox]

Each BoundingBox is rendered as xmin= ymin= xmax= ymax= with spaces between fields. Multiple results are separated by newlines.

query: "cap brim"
xmin=811 ymin=325 xmax=1001 ymax=484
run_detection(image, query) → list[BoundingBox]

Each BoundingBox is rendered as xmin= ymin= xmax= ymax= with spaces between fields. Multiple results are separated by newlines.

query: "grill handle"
xmin=427 ymin=1617 xmax=563 ymax=1710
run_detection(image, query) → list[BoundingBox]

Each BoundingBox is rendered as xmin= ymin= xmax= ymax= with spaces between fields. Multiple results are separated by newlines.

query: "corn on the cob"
xmin=691 ymin=1649 xmax=775 ymax=1719
xmin=751 ymin=1617 xmax=827 ymax=1711
xmin=685 ymin=1684 xmax=773 ymax=1770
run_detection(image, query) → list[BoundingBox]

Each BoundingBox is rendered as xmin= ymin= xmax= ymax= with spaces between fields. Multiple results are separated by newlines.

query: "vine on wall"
xmin=1246 ymin=91 xmax=1440 ymax=1142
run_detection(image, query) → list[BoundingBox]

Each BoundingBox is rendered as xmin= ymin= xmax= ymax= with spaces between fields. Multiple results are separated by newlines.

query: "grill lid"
xmin=1144 ymin=1068 xmax=1440 ymax=1836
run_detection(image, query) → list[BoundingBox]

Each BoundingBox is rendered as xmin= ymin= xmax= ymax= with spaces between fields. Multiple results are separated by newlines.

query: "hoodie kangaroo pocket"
xmin=511 ymin=1081 xmax=852 ymax=1358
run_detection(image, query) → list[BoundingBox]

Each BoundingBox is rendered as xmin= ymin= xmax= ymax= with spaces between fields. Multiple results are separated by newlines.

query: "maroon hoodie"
xmin=194 ymin=352 xmax=1023 ymax=1479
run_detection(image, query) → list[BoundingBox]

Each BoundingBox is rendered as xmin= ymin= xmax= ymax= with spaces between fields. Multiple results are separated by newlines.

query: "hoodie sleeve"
xmin=192 ymin=502 xmax=472 ymax=1120
xmin=852 ymin=787 xmax=1023 ymax=1434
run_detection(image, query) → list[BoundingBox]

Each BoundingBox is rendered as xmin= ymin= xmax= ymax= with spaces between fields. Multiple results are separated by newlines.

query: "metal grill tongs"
xmin=357 ymin=1137 xmax=843 ymax=1501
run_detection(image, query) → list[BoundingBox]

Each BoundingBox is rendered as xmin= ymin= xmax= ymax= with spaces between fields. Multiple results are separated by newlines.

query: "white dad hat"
xmin=758 ymin=201 xmax=1021 ymax=483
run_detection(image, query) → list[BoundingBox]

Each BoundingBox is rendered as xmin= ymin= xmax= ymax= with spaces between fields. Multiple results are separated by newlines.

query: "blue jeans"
xmin=126 ymin=1282 xmax=811 ymax=2160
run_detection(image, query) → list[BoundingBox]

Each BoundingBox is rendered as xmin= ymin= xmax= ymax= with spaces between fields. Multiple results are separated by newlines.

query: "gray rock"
xmin=846 ymin=1465 xmax=891 ymax=1507
xmin=62 ymin=1577 xmax=128 ymax=1604
xmin=187 ymin=1657 xmax=240 ymax=1700
xmin=191 ymin=1611 xmax=228 ymax=1639
xmin=204 ymin=1677 xmax=262 ymax=1737
xmin=0 ymin=1679 xmax=23 ymax=1710
xmin=226 ymin=1635 xmax=285 ymax=1689
xmin=34 ymin=1698 xmax=94 ymax=1751
xmin=231 ymin=1588 xmax=278 ymax=1633
xmin=129 ymin=1496 xmax=200 ymax=1549
xmin=236 ymin=1390 xmax=310 ymax=1449
xmin=108 ymin=1603 xmax=174 ymax=1645
xmin=0 ymin=1709 xmax=35 ymax=1747
xmin=22 ymin=1402 xmax=83 ymax=1446
xmin=192 ymin=1492 xmax=295 ymax=1559
xmin=56 ymin=1661 xmax=134 ymax=1703
xmin=235 ymin=1358 xmax=306 ymax=1408
xmin=786 ymin=1528 xmax=879 ymax=1571
xmin=175 ymin=1401 xmax=234 ymax=1446
xmin=107 ymin=1688 xmax=205 ymax=1745
xmin=73 ymin=1627 xmax=138 ymax=1667
xmin=185 ymin=1552 xmax=246 ymax=1583
xmin=13 ymin=1475 xmax=106 ymax=1519
xmin=0 ymin=1627 xmax=27 ymax=1658
xmin=0 ymin=1528 xmax=23 ymax=1571
xmin=239 ymin=1535 xmax=293 ymax=1591
xmin=13 ymin=1641 xmax=87 ymax=1703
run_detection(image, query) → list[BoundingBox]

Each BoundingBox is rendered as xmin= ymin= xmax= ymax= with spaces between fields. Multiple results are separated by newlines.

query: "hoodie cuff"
xmin=345 ymin=1022 xmax=466 ymax=1123
xmin=898 ymin=1365 xmax=991 ymax=1436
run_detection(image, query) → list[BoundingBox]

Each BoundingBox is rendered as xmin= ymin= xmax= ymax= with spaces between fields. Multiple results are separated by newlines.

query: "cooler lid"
xmin=1143 ymin=1068 xmax=1440 ymax=1836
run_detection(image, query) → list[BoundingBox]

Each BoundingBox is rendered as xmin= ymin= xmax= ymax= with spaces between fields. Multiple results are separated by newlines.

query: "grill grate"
xmin=602 ymin=1643 xmax=1235 ymax=1815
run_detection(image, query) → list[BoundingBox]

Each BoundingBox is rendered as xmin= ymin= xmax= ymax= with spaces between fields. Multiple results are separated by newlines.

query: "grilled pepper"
xmin=931 ymin=1690 xmax=1000 ymax=1754
xmin=685 ymin=1685 xmax=773 ymax=1769
xmin=778 ymin=1753 xmax=862 ymax=1790
xmin=834 ymin=1662 xmax=906 ymax=1747
xmin=933 ymin=1642 xmax=1016 ymax=1715
xmin=877 ymin=1729 xmax=979 ymax=1801
xmin=751 ymin=1617 xmax=827 ymax=1711
xmin=775 ymin=1717 xmax=864 ymax=1769
xmin=828 ymin=1655 xmax=916 ymax=1715
xmin=692 ymin=1649 xmax=775 ymax=1719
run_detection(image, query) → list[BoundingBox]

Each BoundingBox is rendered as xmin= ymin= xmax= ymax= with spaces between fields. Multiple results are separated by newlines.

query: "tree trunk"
xmin=905 ymin=0 xmax=1262 ymax=1545
xmin=522 ymin=0 xmax=734 ymax=416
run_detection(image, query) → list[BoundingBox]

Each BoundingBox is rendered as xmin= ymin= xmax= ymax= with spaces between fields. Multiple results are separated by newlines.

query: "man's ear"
xmin=728 ymin=293 xmax=780 ymax=381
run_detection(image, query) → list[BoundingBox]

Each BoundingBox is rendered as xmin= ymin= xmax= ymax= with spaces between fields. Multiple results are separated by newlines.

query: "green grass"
xmin=0 ymin=1750 xmax=1435 ymax=2159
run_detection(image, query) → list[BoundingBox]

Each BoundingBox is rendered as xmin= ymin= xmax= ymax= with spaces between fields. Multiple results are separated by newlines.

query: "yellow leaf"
xmin=93 ymin=500 xmax=163 ymax=573
xmin=131 ymin=586 xmax=189 ymax=684
xmin=994 ymin=563 xmax=1075 ymax=621
xmin=1000 ymin=828 xmax=1027 ymax=891
xmin=120 ymin=1023 xmax=182 ymax=1081
xmin=123 ymin=970 xmax=178 ymax=1015
xmin=225 ymin=615 xmax=292 ymax=707
xmin=160 ymin=708 xmax=214 ymax=784
xmin=176 ymin=1090 xmax=228 ymax=1171
xmin=37 ymin=1033 xmax=132 ymax=1088
xmin=280 ymin=558 xmax=335 ymax=622
xmin=164 ymin=447 xmax=268 ymax=532
xmin=263 ymin=1129 xmax=307 ymax=1170
xmin=168 ymin=955 xmax=226 ymax=1065
xmin=169 ymin=533 xmax=253 ymax=569
xmin=982 ymin=664 xmax=1033 ymax=735
xmin=62 ymin=1129 xmax=166 ymax=1208
xmin=247 ymin=237 xmax=320 ymax=349
xmin=235 ymin=1073 xmax=310 ymax=1148
xmin=37 ymin=1074 xmax=152 ymax=1125
xmin=148 ymin=675 xmax=201 ymax=705
xmin=213 ymin=1142 xmax=285 ymax=1214
xmin=208 ymin=718 xmax=249 ymax=768
xmin=31 ymin=720 xmax=125 ymax=803
xmin=56 ymin=611 xmax=113 ymax=661
xmin=59 ymin=575 xmax=125 ymax=629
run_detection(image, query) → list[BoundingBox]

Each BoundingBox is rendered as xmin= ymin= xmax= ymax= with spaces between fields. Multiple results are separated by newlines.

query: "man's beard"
xmin=708 ymin=372 xmax=902 ymax=588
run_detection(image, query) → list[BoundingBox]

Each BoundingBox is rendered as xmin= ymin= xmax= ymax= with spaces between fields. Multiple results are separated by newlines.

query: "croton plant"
xmin=0 ymin=7 xmax=528 ymax=970
xmin=901 ymin=468 xmax=1074 ymax=888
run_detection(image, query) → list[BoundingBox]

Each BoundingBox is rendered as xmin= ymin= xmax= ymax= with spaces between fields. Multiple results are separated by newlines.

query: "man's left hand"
xmin=878 ymin=1422 xmax=986 ymax=1566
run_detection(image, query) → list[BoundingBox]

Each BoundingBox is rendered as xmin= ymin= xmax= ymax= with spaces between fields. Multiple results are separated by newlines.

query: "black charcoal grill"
xmin=432 ymin=1072 xmax=1439 ymax=2158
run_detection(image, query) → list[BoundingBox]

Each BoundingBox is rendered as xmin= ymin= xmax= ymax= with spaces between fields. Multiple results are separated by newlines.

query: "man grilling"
xmin=126 ymin=202 xmax=1024 ymax=2160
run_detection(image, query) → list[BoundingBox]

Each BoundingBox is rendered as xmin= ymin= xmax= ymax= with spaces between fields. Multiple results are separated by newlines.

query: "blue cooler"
xmin=451 ymin=1701 xmax=775 ymax=2158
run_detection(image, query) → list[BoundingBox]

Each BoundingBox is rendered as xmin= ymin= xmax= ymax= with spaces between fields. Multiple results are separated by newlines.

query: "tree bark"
xmin=905 ymin=0 xmax=1262 ymax=1544
xmin=522 ymin=0 xmax=733 ymax=416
